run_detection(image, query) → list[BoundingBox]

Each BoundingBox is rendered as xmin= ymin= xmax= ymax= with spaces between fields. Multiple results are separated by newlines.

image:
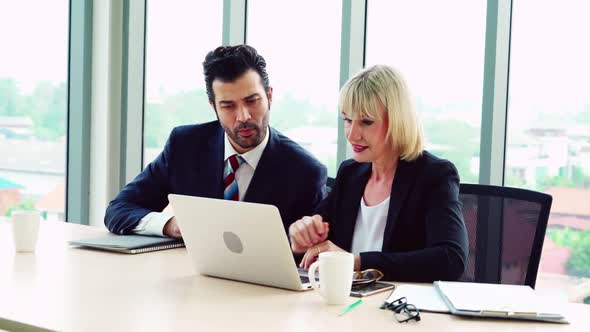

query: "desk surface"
xmin=0 ymin=221 xmax=588 ymax=332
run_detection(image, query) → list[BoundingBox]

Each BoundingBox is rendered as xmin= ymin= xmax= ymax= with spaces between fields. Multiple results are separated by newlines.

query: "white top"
xmin=133 ymin=127 xmax=270 ymax=237
xmin=350 ymin=196 xmax=390 ymax=255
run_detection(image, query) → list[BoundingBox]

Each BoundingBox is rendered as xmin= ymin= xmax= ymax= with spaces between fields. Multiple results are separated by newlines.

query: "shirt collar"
xmin=224 ymin=126 xmax=270 ymax=170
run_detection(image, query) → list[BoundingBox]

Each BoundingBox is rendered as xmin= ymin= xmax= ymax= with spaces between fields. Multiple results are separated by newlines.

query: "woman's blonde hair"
xmin=339 ymin=65 xmax=424 ymax=161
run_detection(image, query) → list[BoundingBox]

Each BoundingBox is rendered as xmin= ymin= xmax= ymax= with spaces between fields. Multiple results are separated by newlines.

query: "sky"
xmin=0 ymin=0 xmax=69 ymax=92
xmin=144 ymin=0 xmax=222 ymax=100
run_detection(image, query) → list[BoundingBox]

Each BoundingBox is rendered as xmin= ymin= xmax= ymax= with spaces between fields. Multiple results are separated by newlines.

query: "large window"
xmin=143 ymin=0 xmax=222 ymax=166
xmin=365 ymin=0 xmax=487 ymax=183
xmin=0 ymin=1 xmax=69 ymax=221
xmin=506 ymin=0 xmax=590 ymax=303
xmin=247 ymin=0 xmax=342 ymax=176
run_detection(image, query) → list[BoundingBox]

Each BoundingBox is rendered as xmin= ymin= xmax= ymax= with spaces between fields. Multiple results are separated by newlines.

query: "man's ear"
xmin=267 ymin=86 xmax=273 ymax=107
xmin=209 ymin=100 xmax=219 ymax=120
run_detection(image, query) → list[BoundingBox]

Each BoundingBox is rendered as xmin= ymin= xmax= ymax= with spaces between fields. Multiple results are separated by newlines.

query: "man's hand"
xmin=163 ymin=217 xmax=182 ymax=238
xmin=288 ymin=215 xmax=329 ymax=254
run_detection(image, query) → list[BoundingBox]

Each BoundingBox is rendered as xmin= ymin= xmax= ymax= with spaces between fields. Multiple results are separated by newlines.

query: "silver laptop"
xmin=168 ymin=194 xmax=314 ymax=291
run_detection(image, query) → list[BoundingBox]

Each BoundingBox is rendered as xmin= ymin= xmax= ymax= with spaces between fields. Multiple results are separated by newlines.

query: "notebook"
xmin=69 ymin=235 xmax=185 ymax=254
xmin=434 ymin=281 xmax=568 ymax=323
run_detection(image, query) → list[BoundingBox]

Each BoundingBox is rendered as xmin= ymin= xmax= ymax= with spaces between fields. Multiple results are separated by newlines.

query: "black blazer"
xmin=105 ymin=120 xmax=327 ymax=235
xmin=316 ymin=151 xmax=468 ymax=282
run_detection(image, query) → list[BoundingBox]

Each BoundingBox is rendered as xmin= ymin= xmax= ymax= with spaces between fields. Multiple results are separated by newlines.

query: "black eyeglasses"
xmin=380 ymin=296 xmax=421 ymax=323
xmin=352 ymin=269 xmax=384 ymax=286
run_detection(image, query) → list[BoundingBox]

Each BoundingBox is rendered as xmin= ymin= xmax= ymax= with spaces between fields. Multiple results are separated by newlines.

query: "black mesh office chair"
xmin=458 ymin=184 xmax=552 ymax=289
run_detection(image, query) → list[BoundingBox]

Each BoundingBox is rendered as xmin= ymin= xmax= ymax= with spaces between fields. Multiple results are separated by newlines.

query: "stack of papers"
xmin=384 ymin=281 xmax=568 ymax=323
xmin=435 ymin=281 xmax=568 ymax=323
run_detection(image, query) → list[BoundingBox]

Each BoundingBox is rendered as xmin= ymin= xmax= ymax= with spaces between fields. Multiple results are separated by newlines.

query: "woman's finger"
xmin=295 ymin=222 xmax=312 ymax=247
xmin=304 ymin=245 xmax=320 ymax=269
xmin=303 ymin=217 xmax=321 ymax=243
xmin=299 ymin=248 xmax=311 ymax=268
xmin=311 ymin=216 xmax=325 ymax=238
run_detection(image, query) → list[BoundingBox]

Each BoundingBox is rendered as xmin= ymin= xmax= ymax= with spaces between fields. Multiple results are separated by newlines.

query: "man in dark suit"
xmin=105 ymin=45 xmax=327 ymax=238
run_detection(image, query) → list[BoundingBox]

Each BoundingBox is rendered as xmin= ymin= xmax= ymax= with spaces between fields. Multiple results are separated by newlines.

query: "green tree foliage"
xmin=565 ymin=230 xmax=590 ymax=278
xmin=547 ymin=227 xmax=581 ymax=247
xmin=0 ymin=78 xmax=22 ymax=116
xmin=574 ymin=104 xmax=590 ymax=124
xmin=144 ymin=89 xmax=215 ymax=148
xmin=538 ymin=166 xmax=590 ymax=191
xmin=423 ymin=119 xmax=479 ymax=183
xmin=30 ymin=81 xmax=67 ymax=140
xmin=270 ymin=93 xmax=335 ymax=132
xmin=547 ymin=227 xmax=590 ymax=278
xmin=0 ymin=78 xmax=66 ymax=140
xmin=4 ymin=199 xmax=36 ymax=217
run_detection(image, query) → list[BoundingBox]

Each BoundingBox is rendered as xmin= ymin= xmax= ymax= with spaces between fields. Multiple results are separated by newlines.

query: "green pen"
xmin=338 ymin=299 xmax=362 ymax=316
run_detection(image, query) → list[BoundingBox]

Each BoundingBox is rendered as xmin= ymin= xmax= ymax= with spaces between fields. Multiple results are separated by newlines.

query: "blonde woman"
xmin=289 ymin=65 xmax=468 ymax=282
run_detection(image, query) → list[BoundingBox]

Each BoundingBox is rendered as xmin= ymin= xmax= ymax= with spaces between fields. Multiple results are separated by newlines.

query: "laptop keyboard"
xmin=297 ymin=267 xmax=318 ymax=284
xmin=300 ymin=275 xmax=310 ymax=284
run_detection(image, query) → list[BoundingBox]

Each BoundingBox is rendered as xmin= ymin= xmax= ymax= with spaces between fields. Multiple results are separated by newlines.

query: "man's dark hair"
xmin=203 ymin=45 xmax=270 ymax=104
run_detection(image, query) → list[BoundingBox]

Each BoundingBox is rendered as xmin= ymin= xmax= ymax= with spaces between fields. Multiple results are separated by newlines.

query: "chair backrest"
xmin=458 ymin=184 xmax=552 ymax=289
xmin=326 ymin=177 xmax=336 ymax=195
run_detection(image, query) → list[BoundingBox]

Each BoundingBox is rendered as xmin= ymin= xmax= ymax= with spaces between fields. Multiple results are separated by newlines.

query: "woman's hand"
xmin=300 ymin=240 xmax=348 ymax=269
xmin=288 ymin=215 xmax=329 ymax=254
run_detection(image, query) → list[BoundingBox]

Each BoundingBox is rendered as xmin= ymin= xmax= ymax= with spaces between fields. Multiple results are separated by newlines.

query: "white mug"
xmin=308 ymin=251 xmax=354 ymax=305
xmin=11 ymin=210 xmax=41 ymax=252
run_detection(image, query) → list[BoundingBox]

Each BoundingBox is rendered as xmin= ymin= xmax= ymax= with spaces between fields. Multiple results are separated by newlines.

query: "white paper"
xmin=385 ymin=284 xmax=450 ymax=313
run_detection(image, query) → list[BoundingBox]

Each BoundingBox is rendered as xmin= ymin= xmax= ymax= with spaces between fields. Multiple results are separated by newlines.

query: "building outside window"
xmin=0 ymin=0 xmax=69 ymax=221
xmin=506 ymin=0 xmax=590 ymax=303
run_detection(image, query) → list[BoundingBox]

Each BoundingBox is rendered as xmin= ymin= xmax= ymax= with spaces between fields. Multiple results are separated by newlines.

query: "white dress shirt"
xmin=133 ymin=127 xmax=270 ymax=237
xmin=350 ymin=196 xmax=390 ymax=255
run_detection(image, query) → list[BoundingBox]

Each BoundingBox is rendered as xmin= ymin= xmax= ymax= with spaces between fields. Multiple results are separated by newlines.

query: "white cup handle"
xmin=308 ymin=261 xmax=321 ymax=295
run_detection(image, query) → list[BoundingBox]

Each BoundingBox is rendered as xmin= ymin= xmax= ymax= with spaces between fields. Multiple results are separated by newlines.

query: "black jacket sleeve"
xmin=104 ymin=129 xmax=176 ymax=235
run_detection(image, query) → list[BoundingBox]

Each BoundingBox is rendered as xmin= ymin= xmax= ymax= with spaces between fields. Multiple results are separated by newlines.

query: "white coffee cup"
xmin=11 ymin=210 xmax=41 ymax=252
xmin=308 ymin=251 xmax=354 ymax=305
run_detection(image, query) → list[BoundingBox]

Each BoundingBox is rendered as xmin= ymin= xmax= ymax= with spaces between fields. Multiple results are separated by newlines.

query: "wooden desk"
xmin=0 ymin=221 xmax=588 ymax=332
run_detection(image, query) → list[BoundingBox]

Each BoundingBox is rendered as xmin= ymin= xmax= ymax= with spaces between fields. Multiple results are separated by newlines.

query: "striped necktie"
xmin=223 ymin=154 xmax=244 ymax=201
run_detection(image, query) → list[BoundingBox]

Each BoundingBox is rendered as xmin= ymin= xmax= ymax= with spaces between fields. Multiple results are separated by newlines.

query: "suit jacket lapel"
xmin=243 ymin=127 xmax=277 ymax=203
xmin=382 ymin=159 xmax=418 ymax=249
xmin=338 ymin=163 xmax=371 ymax=252
xmin=198 ymin=124 xmax=225 ymax=199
